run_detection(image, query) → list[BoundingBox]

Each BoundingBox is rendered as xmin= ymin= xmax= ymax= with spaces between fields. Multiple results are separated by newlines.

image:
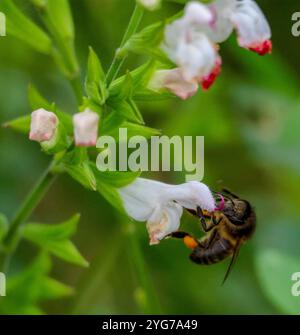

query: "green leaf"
xmin=124 ymin=22 xmax=169 ymax=63
xmin=62 ymin=148 xmax=97 ymax=191
xmin=109 ymin=62 xmax=157 ymax=98
xmin=85 ymin=47 xmax=108 ymax=105
xmin=23 ymin=214 xmax=89 ymax=267
xmin=101 ymin=117 xmax=161 ymax=140
xmin=0 ymin=0 xmax=52 ymax=54
xmin=46 ymin=0 xmax=75 ymax=40
xmin=24 ymin=214 xmax=80 ymax=241
xmin=39 ymin=277 xmax=74 ymax=300
xmin=255 ymin=248 xmax=300 ymax=314
xmin=3 ymin=115 xmax=31 ymax=134
xmin=109 ymin=99 xmax=144 ymax=124
xmin=0 ymin=253 xmax=73 ymax=314
xmin=93 ymin=166 xmax=141 ymax=188
xmin=96 ymin=180 xmax=125 ymax=213
xmin=0 ymin=213 xmax=9 ymax=242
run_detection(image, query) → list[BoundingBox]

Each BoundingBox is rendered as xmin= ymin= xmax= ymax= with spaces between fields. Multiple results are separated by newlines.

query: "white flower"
xmin=148 ymin=68 xmax=198 ymax=100
xmin=137 ymin=0 xmax=160 ymax=11
xmin=207 ymin=0 xmax=272 ymax=55
xmin=29 ymin=108 xmax=58 ymax=143
xmin=73 ymin=109 xmax=99 ymax=147
xmin=184 ymin=1 xmax=214 ymax=26
xmin=162 ymin=2 xmax=219 ymax=85
xmin=118 ymin=178 xmax=215 ymax=245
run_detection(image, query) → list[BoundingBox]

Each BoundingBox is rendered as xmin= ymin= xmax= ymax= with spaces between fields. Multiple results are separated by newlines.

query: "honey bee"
xmin=169 ymin=190 xmax=256 ymax=284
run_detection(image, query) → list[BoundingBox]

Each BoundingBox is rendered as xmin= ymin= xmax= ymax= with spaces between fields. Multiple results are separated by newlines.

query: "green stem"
xmin=0 ymin=161 xmax=57 ymax=272
xmin=125 ymin=218 xmax=162 ymax=314
xmin=106 ymin=4 xmax=144 ymax=86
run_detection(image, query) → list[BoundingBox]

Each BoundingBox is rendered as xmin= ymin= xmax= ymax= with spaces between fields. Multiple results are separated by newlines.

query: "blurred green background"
xmin=1 ymin=0 xmax=300 ymax=314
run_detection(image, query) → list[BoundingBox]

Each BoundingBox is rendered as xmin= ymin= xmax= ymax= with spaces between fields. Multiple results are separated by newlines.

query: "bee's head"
xmin=223 ymin=198 xmax=252 ymax=226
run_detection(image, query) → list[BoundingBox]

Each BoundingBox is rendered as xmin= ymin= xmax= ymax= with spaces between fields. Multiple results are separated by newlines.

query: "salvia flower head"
xmin=118 ymin=178 xmax=215 ymax=245
xmin=163 ymin=9 xmax=218 ymax=83
xmin=207 ymin=0 xmax=272 ymax=55
xmin=29 ymin=108 xmax=58 ymax=143
xmin=73 ymin=109 xmax=99 ymax=147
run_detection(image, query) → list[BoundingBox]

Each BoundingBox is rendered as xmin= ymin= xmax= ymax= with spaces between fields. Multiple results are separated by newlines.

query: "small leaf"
xmin=109 ymin=99 xmax=144 ymax=124
xmin=93 ymin=165 xmax=141 ymax=188
xmin=96 ymin=180 xmax=125 ymax=213
xmin=24 ymin=214 xmax=80 ymax=241
xmin=44 ymin=239 xmax=89 ymax=267
xmin=23 ymin=215 xmax=89 ymax=267
xmin=0 ymin=252 xmax=73 ymax=314
xmin=0 ymin=0 xmax=52 ymax=54
xmin=85 ymin=47 xmax=108 ymax=105
xmin=3 ymin=115 xmax=31 ymax=134
xmin=100 ymin=111 xmax=160 ymax=140
xmin=62 ymin=148 xmax=97 ymax=191
xmin=109 ymin=61 xmax=157 ymax=98
xmin=39 ymin=277 xmax=74 ymax=300
xmin=124 ymin=22 xmax=169 ymax=63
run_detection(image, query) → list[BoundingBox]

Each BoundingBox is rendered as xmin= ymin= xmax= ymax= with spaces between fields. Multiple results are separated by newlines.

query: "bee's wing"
xmin=222 ymin=239 xmax=242 ymax=285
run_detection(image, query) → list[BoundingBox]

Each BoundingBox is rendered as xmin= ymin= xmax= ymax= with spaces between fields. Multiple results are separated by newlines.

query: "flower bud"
xmin=137 ymin=0 xmax=160 ymax=11
xmin=29 ymin=109 xmax=58 ymax=143
xmin=148 ymin=68 xmax=198 ymax=100
xmin=73 ymin=109 xmax=99 ymax=147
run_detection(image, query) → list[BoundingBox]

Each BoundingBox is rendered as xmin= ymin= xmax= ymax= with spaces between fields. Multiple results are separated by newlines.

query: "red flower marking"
xmin=249 ymin=39 xmax=272 ymax=56
xmin=200 ymin=58 xmax=222 ymax=91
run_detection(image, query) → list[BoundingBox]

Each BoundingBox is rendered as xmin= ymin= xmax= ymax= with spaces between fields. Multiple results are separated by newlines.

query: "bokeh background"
xmin=1 ymin=0 xmax=300 ymax=314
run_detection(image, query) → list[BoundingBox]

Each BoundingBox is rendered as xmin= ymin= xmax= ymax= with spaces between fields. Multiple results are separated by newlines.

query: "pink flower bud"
xmin=29 ymin=109 xmax=58 ymax=143
xmin=73 ymin=109 xmax=99 ymax=147
xmin=148 ymin=68 xmax=198 ymax=100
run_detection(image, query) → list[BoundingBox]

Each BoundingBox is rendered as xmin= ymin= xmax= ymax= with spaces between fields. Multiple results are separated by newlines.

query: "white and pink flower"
xmin=118 ymin=178 xmax=215 ymax=245
xmin=73 ymin=109 xmax=99 ymax=147
xmin=29 ymin=109 xmax=58 ymax=143
xmin=207 ymin=0 xmax=272 ymax=55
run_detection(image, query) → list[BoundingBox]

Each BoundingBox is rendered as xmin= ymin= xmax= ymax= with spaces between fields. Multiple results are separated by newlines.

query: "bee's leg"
xmin=168 ymin=231 xmax=199 ymax=250
xmin=199 ymin=228 xmax=217 ymax=249
xmin=168 ymin=231 xmax=190 ymax=239
xmin=197 ymin=206 xmax=217 ymax=233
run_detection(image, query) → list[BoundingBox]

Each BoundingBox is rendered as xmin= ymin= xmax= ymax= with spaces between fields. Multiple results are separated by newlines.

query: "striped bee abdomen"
xmin=189 ymin=237 xmax=234 ymax=265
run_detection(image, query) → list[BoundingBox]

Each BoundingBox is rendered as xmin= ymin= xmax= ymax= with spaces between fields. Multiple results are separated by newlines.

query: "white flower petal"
xmin=118 ymin=178 xmax=170 ymax=222
xmin=163 ymin=16 xmax=218 ymax=82
xmin=147 ymin=202 xmax=183 ymax=245
xmin=230 ymin=0 xmax=272 ymax=54
xmin=184 ymin=1 xmax=214 ymax=25
xmin=166 ymin=181 xmax=216 ymax=212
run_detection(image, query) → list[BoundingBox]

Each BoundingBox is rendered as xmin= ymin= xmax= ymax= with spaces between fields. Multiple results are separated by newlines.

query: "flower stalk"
xmin=0 ymin=160 xmax=58 ymax=272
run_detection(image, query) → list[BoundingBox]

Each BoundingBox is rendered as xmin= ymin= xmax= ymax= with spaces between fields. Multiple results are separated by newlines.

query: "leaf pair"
xmin=23 ymin=214 xmax=89 ymax=267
